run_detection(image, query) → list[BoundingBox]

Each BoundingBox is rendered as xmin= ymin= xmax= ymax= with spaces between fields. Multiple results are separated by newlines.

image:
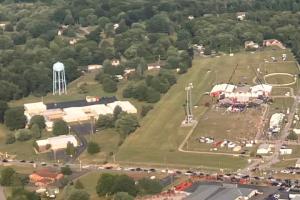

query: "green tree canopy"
xmin=29 ymin=115 xmax=45 ymax=129
xmin=53 ymin=119 xmax=69 ymax=136
xmin=115 ymin=114 xmax=139 ymax=135
xmin=87 ymin=142 xmax=100 ymax=154
xmin=4 ymin=108 xmax=26 ymax=130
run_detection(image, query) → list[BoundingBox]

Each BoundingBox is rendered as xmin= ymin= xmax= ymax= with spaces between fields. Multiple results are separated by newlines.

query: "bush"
xmin=137 ymin=178 xmax=162 ymax=195
xmin=140 ymin=105 xmax=153 ymax=117
xmin=5 ymin=133 xmax=16 ymax=144
xmin=61 ymin=165 xmax=72 ymax=175
xmin=87 ymin=142 xmax=100 ymax=154
xmin=15 ymin=129 xmax=32 ymax=141
xmin=287 ymin=132 xmax=298 ymax=140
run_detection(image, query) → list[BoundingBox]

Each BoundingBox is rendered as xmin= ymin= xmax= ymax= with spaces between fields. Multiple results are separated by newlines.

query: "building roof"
xmin=36 ymin=135 xmax=78 ymax=151
xmin=46 ymin=96 xmax=117 ymax=109
xmin=187 ymin=184 xmax=256 ymax=200
xmin=234 ymin=86 xmax=251 ymax=93
xmin=210 ymin=84 xmax=236 ymax=94
xmin=107 ymin=101 xmax=137 ymax=114
xmin=24 ymin=102 xmax=47 ymax=112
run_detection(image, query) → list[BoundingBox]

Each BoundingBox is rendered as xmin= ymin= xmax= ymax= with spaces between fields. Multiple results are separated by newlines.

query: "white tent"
xmin=210 ymin=84 xmax=236 ymax=96
xmin=251 ymin=84 xmax=272 ymax=96
xmin=269 ymin=113 xmax=285 ymax=132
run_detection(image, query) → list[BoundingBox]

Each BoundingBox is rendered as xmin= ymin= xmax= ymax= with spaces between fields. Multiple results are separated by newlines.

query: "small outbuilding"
xmin=279 ymin=148 xmax=292 ymax=155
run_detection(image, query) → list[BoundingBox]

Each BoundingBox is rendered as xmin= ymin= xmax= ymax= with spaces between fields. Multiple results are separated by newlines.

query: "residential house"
xmin=263 ymin=39 xmax=286 ymax=49
xmin=29 ymin=168 xmax=63 ymax=187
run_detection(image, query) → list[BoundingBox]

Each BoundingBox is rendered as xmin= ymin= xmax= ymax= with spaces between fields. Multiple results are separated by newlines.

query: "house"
xmin=113 ymin=23 xmax=119 ymax=30
xmin=69 ymin=38 xmax=78 ymax=45
xmin=257 ymin=144 xmax=272 ymax=154
xmin=29 ymin=168 xmax=63 ymax=186
xmin=244 ymin=41 xmax=259 ymax=49
xmin=35 ymin=135 xmax=79 ymax=152
xmin=279 ymin=147 xmax=292 ymax=155
xmin=188 ymin=16 xmax=194 ymax=20
xmin=295 ymin=159 xmax=300 ymax=168
xmin=187 ymin=183 xmax=258 ymax=200
xmin=263 ymin=39 xmax=286 ymax=49
xmin=147 ymin=61 xmax=165 ymax=70
xmin=87 ymin=64 xmax=102 ymax=71
xmin=236 ymin=12 xmax=246 ymax=21
xmin=269 ymin=113 xmax=285 ymax=134
xmin=111 ymin=59 xmax=120 ymax=66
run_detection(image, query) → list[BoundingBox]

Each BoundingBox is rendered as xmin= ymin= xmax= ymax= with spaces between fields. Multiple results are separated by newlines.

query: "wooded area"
xmin=0 ymin=0 xmax=300 ymax=103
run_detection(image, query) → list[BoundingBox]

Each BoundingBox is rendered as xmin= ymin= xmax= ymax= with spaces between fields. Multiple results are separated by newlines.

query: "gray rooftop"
xmin=187 ymin=184 xmax=256 ymax=200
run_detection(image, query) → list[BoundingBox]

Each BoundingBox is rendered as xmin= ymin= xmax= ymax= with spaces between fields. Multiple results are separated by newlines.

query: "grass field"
xmin=79 ymin=129 xmax=121 ymax=164
xmin=116 ymin=48 xmax=298 ymax=171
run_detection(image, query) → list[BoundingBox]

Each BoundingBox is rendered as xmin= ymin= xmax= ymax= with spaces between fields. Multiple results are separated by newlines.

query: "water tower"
xmin=53 ymin=62 xmax=67 ymax=95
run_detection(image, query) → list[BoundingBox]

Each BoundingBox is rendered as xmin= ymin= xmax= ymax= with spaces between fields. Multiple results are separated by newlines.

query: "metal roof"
xmin=46 ymin=96 xmax=117 ymax=109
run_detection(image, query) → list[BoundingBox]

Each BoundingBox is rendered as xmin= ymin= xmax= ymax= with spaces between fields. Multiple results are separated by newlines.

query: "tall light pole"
xmin=185 ymin=83 xmax=194 ymax=124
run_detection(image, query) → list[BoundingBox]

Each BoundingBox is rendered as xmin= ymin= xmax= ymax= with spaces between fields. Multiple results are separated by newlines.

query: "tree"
xmin=97 ymin=173 xmax=118 ymax=196
xmin=0 ymin=167 xmax=16 ymax=186
xmin=102 ymin=77 xmax=118 ymax=93
xmin=53 ymin=119 xmax=69 ymax=136
xmin=87 ymin=142 xmax=100 ymax=154
xmin=115 ymin=114 xmax=139 ymax=136
xmin=67 ymin=189 xmax=90 ymax=200
xmin=146 ymin=88 xmax=161 ymax=103
xmin=29 ymin=115 xmax=45 ymax=129
xmin=0 ymin=100 xmax=8 ymax=123
xmin=113 ymin=106 xmax=123 ymax=120
xmin=4 ymin=108 xmax=26 ymax=130
xmin=15 ymin=129 xmax=32 ymax=141
xmin=137 ymin=178 xmax=162 ymax=195
xmin=66 ymin=142 xmax=76 ymax=157
xmin=61 ymin=165 xmax=72 ymax=175
xmin=146 ymin=14 xmax=171 ymax=33
xmin=31 ymin=124 xmax=41 ymax=139
xmin=287 ymin=132 xmax=298 ymax=140
xmin=114 ymin=192 xmax=134 ymax=200
xmin=8 ymin=187 xmax=40 ymax=200
xmin=112 ymin=175 xmax=138 ymax=196
xmin=96 ymin=115 xmax=114 ymax=128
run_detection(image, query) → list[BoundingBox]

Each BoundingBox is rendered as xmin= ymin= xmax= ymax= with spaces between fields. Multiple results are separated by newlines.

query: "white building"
xmin=269 ymin=113 xmax=285 ymax=133
xmin=257 ymin=144 xmax=272 ymax=154
xmin=24 ymin=102 xmax=47 ymax=116
xmin=36 ymin=135 xmax=78 ymax=152
xmin=250 ymin=84 xmax=272 ymax=97
xmin=107 ymin=101 xmax=137 ymax=114
xmin=63 ymin=107 xmax=89 ymax=123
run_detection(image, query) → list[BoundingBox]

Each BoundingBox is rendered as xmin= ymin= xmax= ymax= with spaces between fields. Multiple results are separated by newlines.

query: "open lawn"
xmin=271 ymin=159 xmax=296 ymax=169
xmin=117 ymin=48 xmax=298 ymax=171
xmin=79 ymin=129 xmax=121 ymax=164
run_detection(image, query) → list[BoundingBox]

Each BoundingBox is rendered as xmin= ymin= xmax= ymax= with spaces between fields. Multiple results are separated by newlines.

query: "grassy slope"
xmin=116 ymin=48 xmax=295 ymax=171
